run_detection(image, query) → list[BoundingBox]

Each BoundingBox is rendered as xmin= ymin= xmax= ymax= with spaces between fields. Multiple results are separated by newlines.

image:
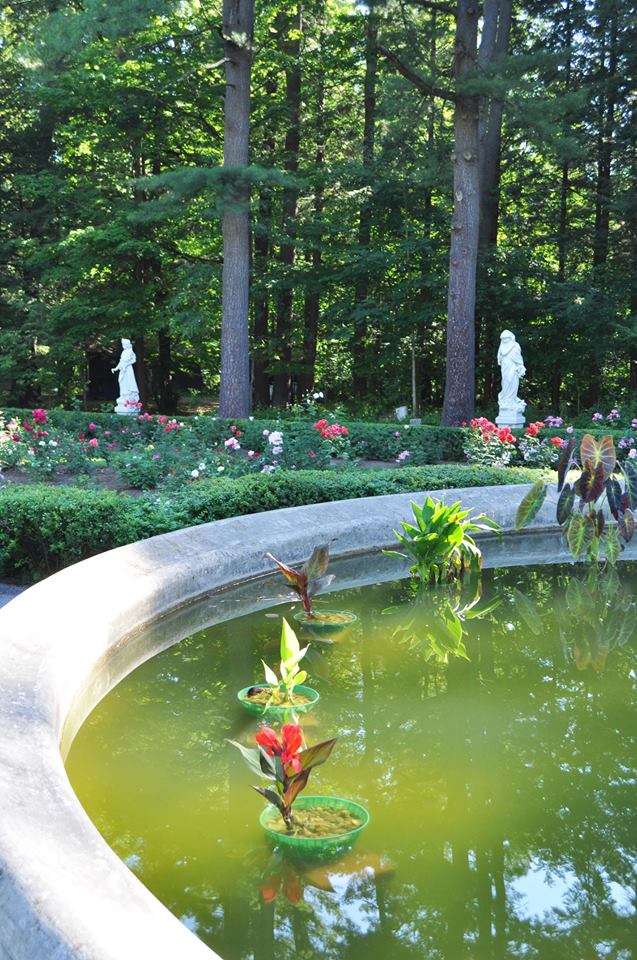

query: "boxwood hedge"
xmin=0 ymin=463 xmax=540 ymax=582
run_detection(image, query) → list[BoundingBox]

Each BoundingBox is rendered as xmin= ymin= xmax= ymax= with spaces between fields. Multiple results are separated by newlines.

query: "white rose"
xmin=191 ymin=469 xmax=199 ymax=479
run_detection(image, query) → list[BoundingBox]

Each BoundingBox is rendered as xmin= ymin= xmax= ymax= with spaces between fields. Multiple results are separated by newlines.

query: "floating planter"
xmin=293 ymin=609 xmax=358 ymax=633
xmin=229 ymin=721 xmax=368 ymax=863
xmin=237 ymin=683 xmax=319 ymax=718
xmin=237 ymin=619 xmax=319 ymax=716
xmin=259 ymin=796 xmax=369 ymax=860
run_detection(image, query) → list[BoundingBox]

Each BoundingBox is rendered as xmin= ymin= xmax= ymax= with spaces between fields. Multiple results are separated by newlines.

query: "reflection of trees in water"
xmin=68 ymin=567 xmax=637 ymax=960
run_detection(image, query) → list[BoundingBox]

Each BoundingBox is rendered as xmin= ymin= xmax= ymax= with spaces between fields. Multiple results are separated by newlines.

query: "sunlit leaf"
xmin=515 ymin=479 xmax=547 ymax=529
xmin=262 ymin=660 xmax=279 ymax=686
xmin=227 ymin=739 xmax=268 ymax=779
xmin=283 ymin=769 xmax=310 ymax=808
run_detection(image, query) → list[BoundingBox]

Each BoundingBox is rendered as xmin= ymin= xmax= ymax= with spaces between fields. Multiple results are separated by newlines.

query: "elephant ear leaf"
xmin=579 ymin=462 xmax=605 ymax=504
xmin=605 ymin=477 xmax=622 ymax=520
xmin=556 ymin=483 xmax=575 ymax=525
xmin=622 ymin=461 xmax=637 ymax=510
xmin=515 ymin=479 xmax=547 ymax=529
xmin=557 ymin=438 xmax=575 ymax=492
xmin=580 ymin=433 xmax=616 ymax=479
xmin=618 ymin=508 xmax=635 ymax=544
xmin=567 ymin=514 xmax=595 ymax=558
xmin=302 ymin=544 xmax=330 ymax=581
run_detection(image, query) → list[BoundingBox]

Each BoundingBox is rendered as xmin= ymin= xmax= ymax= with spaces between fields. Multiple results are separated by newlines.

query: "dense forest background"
xmin=1 ymin=0 xmax=636 ymax=418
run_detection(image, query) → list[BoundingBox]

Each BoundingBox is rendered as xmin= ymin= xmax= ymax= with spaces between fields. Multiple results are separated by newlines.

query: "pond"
xmin=66 ymin=560 xmax=637 ymax=960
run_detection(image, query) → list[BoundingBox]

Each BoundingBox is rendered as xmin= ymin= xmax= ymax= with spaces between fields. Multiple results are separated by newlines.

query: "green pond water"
xmin=66 ymin=562 xmax=637 ymax=960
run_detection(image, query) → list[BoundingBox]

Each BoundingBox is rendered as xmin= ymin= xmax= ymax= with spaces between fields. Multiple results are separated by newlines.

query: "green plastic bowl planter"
xmin=293 ymin=610 xmax=358 ymax=634
xmin=259 ymin=796 xmax=370 ymax=861
xmin=237 ymin=684 xmax=320 ymax=718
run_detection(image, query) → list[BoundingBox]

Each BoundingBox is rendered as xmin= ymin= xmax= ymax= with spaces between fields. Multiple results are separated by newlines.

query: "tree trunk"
xmin=271 ymin=5 xmax=302 ymax=408
xmin=157 ymin=327 xmax=175 ymax=411
xmin=219 ymin=0 xmax=255 ymax=418
xmin=592 ymin=2 xmax=617 ymax=269
xmin=299 ymin=23 xmax=326 ymax=397
xmin=252 ymin=77 xmax=276 ymax=408
xmin=352 ymin=0 xmax=378 ymax=399
xmin=441 ymin=0 xmax=480 ymax=425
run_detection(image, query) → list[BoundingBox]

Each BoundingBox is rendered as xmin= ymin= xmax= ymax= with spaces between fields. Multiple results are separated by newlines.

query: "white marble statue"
xmin=496 ymin=330 xmax=526 ymax=428
xmin=112 ymin=338 xmax=140 ymax=415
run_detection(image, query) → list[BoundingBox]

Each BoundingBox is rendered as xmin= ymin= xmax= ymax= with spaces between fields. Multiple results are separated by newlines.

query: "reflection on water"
xmin=66 ymin=563 xmax=637 ymax=960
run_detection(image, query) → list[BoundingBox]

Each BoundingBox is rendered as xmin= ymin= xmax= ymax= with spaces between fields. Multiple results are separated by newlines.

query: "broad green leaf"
xmin=510 ymin=587 xmax=543 ymax=636
xmin=604 ymin=526 xmax=622 ymax=566
xmin=556 ymin=483 xmax=575 ymax=525
xmin=567 ymin=514 xmax=594 ymax=558
xmin=227 ymin=739 xmax=269 ymax=779
xmin=515 ymin=479 xmax=547 ymax=529
xmin=280 ymin=618 xmax=300 ymax=662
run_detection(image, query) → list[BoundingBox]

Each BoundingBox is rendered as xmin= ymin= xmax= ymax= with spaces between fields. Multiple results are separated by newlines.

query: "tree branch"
xmin=378 ymin=45 xmax=458 ymax=103
xmin=406 ymin=0 xmax=457 ymax=14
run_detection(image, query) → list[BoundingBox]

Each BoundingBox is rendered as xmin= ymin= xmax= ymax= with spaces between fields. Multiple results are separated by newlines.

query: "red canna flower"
xmin=255 ymin=726 xmax=281 ymax=756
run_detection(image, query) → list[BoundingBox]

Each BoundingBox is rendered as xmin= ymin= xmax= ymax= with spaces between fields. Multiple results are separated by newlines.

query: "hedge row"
xmin=0 ymin=463 xmax=540 ymax=582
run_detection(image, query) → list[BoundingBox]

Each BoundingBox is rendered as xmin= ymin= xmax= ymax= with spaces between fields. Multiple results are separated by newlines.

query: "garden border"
xmin=0 ymin=483 xmax=564 ymax=960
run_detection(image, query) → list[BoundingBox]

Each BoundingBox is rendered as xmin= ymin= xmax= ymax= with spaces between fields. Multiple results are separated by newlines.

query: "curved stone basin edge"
xmin=0 ymin=483 xmax=565 ymax=960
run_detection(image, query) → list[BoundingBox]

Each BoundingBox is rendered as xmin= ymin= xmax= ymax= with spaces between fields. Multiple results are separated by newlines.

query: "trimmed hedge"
xmin=0 ymin=464 xmax=540 ymax=582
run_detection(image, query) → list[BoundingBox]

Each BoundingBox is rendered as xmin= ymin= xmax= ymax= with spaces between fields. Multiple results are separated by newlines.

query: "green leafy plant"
xmin=515 ymin=433 xmax=635 ymax=565
xmin=265 ymin=544 xmax=335 ymax=617
xmin=254 ymin=619 xmax=309 ymax=708
xmin=383 ymin=497 xmax=500 ymax=584
xmin=228 ymin=723 xmax=336 ymax=829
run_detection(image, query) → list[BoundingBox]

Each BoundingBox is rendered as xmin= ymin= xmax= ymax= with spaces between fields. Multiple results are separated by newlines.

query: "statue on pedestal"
xmin=112 ymin=338 xmax=140 ymax=415
xmin=496 ymin=330 xmax=526 ymax=428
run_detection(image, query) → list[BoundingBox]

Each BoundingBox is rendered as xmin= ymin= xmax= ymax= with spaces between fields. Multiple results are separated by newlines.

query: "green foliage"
xmin=383 ymin=496 xmax=500 ymax=584
xmin=265 ymin=545 xmax=334 ymax=616
xmin=260 ymin=619 xmax=310 ymax=708
xmin=0 ymin=463 xmax=539 ymax=581
xmin=516 ymin=434 xmax=635 ymax=566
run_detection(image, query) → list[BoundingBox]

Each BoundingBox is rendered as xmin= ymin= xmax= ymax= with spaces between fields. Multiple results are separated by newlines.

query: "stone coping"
xmin=0 ymin=483 xmax=575 ymax=960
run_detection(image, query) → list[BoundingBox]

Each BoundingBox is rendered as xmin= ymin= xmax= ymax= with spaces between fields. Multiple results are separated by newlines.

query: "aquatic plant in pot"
xmin=265 ymin=544 xmax=357 ymax=630
xmin=228 ymin=723 xmax=369 ymax=860
xmin=237 ymin=619 xmax=319 ymax=717
xmin=383 ymin=497 xmax=500 ymax=584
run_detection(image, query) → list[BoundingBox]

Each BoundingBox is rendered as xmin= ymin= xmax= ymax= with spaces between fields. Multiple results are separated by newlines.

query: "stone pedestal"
xmin=496 ymin=405 xmax=525 ymax=429
xmin=114 ymin=398 xmax=138 ymax=416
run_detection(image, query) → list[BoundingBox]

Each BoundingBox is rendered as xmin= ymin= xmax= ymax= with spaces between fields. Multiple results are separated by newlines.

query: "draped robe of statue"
xmin=496 ymin=330 xmax=526 ymax=427
xmin=112 ymin=339 xmax=140 ymax=415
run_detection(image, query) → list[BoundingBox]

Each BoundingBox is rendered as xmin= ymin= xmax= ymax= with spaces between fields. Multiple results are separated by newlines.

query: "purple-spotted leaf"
xmin=515 ymin=479 xmax=547 ymax=529
xmin=298 ymin=736 xmax=337 ymax=774
xmin=556 ymin=483 xmax=575 ymax=526
xmin=557 ymin=438 xmax=575 ymax=492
